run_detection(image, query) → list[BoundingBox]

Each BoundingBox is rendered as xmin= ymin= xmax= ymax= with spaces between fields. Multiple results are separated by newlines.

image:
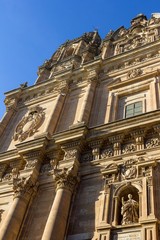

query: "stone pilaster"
xmin=78 ymin=69 xmax=99 ymax=124
xmin=46 ymin=83 xmax=69 ymax=133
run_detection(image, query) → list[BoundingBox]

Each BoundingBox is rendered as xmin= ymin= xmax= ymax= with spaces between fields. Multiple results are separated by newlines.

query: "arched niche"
xmin=113 ymin=183 xmax=142 ymax=226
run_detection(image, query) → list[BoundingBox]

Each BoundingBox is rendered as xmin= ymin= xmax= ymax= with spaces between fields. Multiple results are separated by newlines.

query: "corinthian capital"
xmin=13 ymin=175 xmax=38 ymax=199
xmin=54 ymin=162 xmax=79 ymax=192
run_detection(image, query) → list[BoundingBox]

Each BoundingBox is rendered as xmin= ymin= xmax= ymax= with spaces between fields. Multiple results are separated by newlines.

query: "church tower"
xmin=0 ymin=13 xmax=160 ymax=240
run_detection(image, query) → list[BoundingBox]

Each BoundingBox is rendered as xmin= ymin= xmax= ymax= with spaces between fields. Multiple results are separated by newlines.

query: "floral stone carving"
xmin=55 ymin=166 xmax=78 ymax=192
xmin=122 ymin=143 xmax=136 ymax=154
xmin=127 ymin=68 xmax=142 ymax=79
xmin=101 ymin=148 xmax=113 ymax=158
xmin=13 ymin=106 xmax=45 ymax=142
xmin=13 ymin=175 xmax=38 ymax=199
xmin=121 ymin=194 xmax=139 ymax=225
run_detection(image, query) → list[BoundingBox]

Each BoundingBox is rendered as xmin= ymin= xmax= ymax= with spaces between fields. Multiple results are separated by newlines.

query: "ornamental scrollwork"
xmin=101 ymin=148 xmax=113 ymax=158
xmin=13 ymin=106 xmax=45 ymax=142
xmin=145 ymin=138 xmax=160 ymax=149
xmin=127 ymin=68 xmax=142 ymax=79
xmin=122 ymin=143 xmax=136 ymax=154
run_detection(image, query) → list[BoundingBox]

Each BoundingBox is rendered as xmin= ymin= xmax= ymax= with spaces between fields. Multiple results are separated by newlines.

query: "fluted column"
xmin=41 ymin=160 xmax=79 ymax=240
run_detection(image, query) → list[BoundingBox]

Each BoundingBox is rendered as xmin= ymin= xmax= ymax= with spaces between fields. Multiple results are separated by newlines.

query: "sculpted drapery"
xmin=121 ymin=194 xmax=139 ymax=225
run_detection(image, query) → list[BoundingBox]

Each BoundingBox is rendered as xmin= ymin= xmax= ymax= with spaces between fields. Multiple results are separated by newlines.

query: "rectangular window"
xmin=125 ymin=101 xmax=142 ymax=118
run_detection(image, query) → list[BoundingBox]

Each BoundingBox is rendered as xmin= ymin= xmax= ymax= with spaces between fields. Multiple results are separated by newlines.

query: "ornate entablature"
xmin=13 ymin=106 xmax=45 ymax=142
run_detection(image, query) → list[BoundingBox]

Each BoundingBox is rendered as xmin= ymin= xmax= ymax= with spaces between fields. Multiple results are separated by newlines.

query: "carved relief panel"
xmin=13 ymin=106 xmax=45 ymax=142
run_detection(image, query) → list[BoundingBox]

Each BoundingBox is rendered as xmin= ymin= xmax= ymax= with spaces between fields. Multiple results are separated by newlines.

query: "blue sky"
xmin=0 ymin=0 xmax=160 ymax=119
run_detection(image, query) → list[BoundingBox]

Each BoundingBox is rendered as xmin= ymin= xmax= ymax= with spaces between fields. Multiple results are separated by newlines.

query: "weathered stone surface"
xmin=0 ymin=13 xmax=160 ymax=240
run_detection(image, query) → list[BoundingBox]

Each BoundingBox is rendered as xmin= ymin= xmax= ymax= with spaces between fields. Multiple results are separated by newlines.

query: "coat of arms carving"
xmin=13 ymin=106 xmax=45 ymax=142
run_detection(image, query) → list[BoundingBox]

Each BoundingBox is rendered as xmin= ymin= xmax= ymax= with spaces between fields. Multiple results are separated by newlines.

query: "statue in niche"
xmin=121 ymin=194 xmax=139 ymax=225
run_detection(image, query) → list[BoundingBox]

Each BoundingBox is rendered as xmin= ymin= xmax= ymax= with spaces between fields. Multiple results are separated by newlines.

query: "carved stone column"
xmin=0 ymin=150 xmax=43 ymax=240
xmin=41 ymin=161 xmax=79 ymax=240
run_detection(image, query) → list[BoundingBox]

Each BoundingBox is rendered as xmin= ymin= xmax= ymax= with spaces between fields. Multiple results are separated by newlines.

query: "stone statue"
xmin=121 ymin=194 xmax=139 ymax=225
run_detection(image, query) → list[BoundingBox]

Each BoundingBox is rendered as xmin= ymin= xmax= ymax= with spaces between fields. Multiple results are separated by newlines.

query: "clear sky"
xmin=0 ymin=0 xmax=160 ymax=119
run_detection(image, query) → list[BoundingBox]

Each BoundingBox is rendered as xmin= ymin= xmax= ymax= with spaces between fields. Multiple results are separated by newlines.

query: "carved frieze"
xmin=145 ymin=138 xmax=160 ymax=148
xmin=127 ymin=68 xmax=143 ymax=79
xmin=122 ymin=143 xmax=136 ymax=154
xmin=13 ymin=106 xmax=45 ymax=142
xmin=101 ymin=148 xmax=113 ymax=158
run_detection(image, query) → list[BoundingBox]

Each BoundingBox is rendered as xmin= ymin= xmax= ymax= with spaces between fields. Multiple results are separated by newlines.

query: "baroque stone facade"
xmin=0 ymin=13 xmax=160 ymax=240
